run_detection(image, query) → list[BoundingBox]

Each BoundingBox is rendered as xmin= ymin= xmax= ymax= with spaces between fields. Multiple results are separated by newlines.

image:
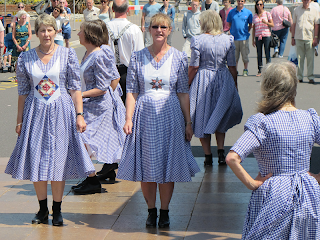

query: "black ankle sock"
xmin=217 ymin=149 xmax=225 ymax=154
xmin=39 ymin=198 xmax=48 ymax=212
xmin=87 ymin=175 xmax=100 ymax=185
xmin=52 ymin=200 xmax=62 ymax=214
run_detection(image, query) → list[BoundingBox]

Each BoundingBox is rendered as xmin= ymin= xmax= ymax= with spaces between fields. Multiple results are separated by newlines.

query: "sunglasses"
xmin=151 ymin=25 xmax=168 ymax=29
xmin=54 ymin=8 xmax=61 ymax=12
xmin=163 ymin=0 xmax=169 ymax=1
xmin=101 ymin=1 xmax=107 ymax=2
xmin=18 ymin=6 xmax=24 ymax=8
xmin=256 ymin=3 xmax=263 ymax=5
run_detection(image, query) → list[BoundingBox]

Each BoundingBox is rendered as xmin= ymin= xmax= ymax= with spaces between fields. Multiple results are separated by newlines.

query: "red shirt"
xmin=220 ymin=7 xmax=233 ymax=32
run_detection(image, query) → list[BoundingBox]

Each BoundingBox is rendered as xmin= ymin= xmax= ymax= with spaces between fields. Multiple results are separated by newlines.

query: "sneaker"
xmin=299 ymin=79 xmax=303 ymax=83
xmin=278 ymin=55 xmax=283 ymax=58
xmin=243 ymin=69 xmax=248 ymax=77
xmin=309 ymin=79 xmax=315 ymax=84
xmin=273 ymin=51 xmax=278 ymax=58
xmin=316 ymin=48 xmax=318 ymax=57
xmin=256 ymin=72 xmax=262 ymax=77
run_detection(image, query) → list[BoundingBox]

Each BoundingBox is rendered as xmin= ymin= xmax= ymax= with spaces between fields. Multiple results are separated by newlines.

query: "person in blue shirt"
xmin=227 ymin=0 xmax=252 ymax=77
xmin=159 ymin=0 xmax=175 ymax=45
xmin=141 ymin=0 xmax=161 ymax=47
xmin=59 ymin=0 xmax=72 ymax=48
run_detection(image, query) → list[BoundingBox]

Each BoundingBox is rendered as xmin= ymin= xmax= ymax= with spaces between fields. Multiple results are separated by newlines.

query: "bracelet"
xmin=16 ymin=123 xmax=22 ymax=127
xmin=77 ymin=112 xmax=84 ymax=116
xmin=186 ymin=121 xmax=193 ymax=125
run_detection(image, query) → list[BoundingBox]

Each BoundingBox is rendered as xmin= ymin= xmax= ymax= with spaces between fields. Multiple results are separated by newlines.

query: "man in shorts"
xmin=59 ymin=0 xmax=71 ymax=48
xmin=141 ymin=0 xmax=161 ymax=47
xmin=227 ymin=0 xmax=252 ymax=76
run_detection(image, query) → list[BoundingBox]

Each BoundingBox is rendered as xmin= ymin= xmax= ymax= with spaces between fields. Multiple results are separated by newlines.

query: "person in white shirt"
xmin=83 ymin=0 xmax=100 ymax=21
xmin=106 ymin=0 xmax=144 ymax=104
xmin=51 ymin=4 xmax=69 ymax=46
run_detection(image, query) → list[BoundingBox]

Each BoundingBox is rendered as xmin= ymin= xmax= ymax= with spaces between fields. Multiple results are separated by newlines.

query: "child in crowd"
xmin=3 ymin=32 xmax=14 ymax=72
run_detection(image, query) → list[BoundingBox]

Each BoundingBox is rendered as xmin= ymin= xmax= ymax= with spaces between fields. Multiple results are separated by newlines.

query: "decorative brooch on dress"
xmin=150 ymin=77 xmax=164 ymax=90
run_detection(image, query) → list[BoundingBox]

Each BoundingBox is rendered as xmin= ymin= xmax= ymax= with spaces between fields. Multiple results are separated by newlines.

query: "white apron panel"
xmin=32 ymin=57 xmax=61 ymax=104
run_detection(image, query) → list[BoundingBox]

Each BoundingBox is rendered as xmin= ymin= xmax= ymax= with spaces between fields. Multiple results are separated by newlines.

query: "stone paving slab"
xmin=0 ymin=157 xmax=259 ymax=239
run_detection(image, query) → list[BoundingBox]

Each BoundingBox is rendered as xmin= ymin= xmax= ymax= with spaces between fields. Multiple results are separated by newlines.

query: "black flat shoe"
xmin=96 ymin=163 xmax=118 ymax=178
xmin=204 ymin=154 xmax=213 ymax=166
xmin=158 ymin=209 xmax=170 ymax=228
xmin=32 ymin=210 xmax=49 ymax=224
xmin=52 ymin=212 xmax=63 ymax=226
xmin=218 ymin=149 xmax=226 ymax=166
xmin=71 ymin=178 xmax=89 ymax=190
xmin=97 ymin=169 xmax=116 ymax=181
xmin=73 ymin=181 xmax=101 ymax=194
xmin=146 ymin=208 xmax=157 ymax=228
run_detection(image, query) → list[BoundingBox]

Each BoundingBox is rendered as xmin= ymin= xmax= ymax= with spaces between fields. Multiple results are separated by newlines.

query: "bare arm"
xmin=248 ymin=23 xmax=252 ymax=32
xmin=141 ymin=12 xmax=146 ymax=32
xmin=123 ymin=92 xmax=139 ymax=134
xmin=110 ymin=77 xmax=120 ymax=91
xmin=0 ymin=30 xmax=4 ymax=48
xmin=313 ymin=23 xmax=319 ymax=47
xmin=188 ymin=66 xmax=199 ymax=86
xmin=177 ymin=93 xmax=193 ymax=141
xmin=82 ymin=88 xmax=106 ymax=98
xmin=226 ymin=151 xmax=272 ymax=190
xmin=15 ymin=94 xmax=28 ymax=136
xmin=22 ymin=22 xmax=32 ymax=50
xmin=70 ymin=90 xmax=86 ymax=133
xmin=252 ymin=25 xmax=256 ymax=47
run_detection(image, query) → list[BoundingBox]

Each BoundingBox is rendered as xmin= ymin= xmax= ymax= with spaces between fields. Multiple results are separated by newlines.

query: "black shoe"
xmin=96 ymin=163 xmax=118 ymax=178
xmin=71 ymin=178 xmax=89 ymax=190
xmin=73 ymin=179 xmax=101 ymax=194
xmin=52 ymin=212 xmax=63 ymax=226
xmin=218 ymin=149 xmax=226 ymax=165
xmin=204 ymin=154 xmax=213 ymax=166
xmin=146 ymin=208 xmax=157 ymax=228
xmin=32 ymin=210 xmax=49 ymax=224
xmin=272 ymin=51 xmax=278 ymax=58
xmin=7 ymin=66 xmax=11 ymax=72
xmin=158 ymin=209 xmax=170 ymax=228
xmin=97 ymin=169 xmax=116 ymax=181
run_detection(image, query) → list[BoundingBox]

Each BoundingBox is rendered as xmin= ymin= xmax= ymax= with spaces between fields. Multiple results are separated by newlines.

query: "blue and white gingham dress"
xmin=80 ymin=46 xmax=126 ymax=163
xmin=189 ymin=34 xmax=242 ymax=138
xmin=231 ymin=109 xmax=320 ymax=239
xmin=117 ymin=47 xmax=200 ymax=183
xmin=5 ymin=46 xmax=96 ymax=182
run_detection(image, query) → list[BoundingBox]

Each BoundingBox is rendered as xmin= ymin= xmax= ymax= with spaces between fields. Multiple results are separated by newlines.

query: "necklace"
xmin=38 ymin=44 xmax=55 ymax=55
xmin=150 ymin=45 xmax=169 ymax=61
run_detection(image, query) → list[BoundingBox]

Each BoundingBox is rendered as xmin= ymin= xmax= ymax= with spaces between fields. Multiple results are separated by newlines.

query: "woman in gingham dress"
xmin=189 ymin=10 xmax=242 ymax=166
xmin=226 ymin=62 xmax=320 ymax=239
xmin=117 ymin=13 xmax=200 ymax=228
xmin=5 ymin=14 xmax=95 ymax=226
xmin=71 ymin=20 xmax=126 ymax=194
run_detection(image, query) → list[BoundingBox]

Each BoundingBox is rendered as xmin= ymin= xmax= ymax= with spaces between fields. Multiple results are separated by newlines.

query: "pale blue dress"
xmin=117 ymin=47 xmax=200 ymax=183
xmin=189 ymin=34 xmax=243 ymax=138
xmin=5 ymin=46 xmax=96 ymax=181
xmin=231 ymin=109 xmax=320 ymax=239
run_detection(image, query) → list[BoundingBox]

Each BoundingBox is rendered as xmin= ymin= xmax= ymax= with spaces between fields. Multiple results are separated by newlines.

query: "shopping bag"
xmin=288 ymin=45 xmax=298 ymax=66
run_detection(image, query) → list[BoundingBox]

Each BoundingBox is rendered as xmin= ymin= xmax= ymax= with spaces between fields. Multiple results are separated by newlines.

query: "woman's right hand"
xmin=250 ymin=172 xmax=272 ymax=190
xmin=16 ymin=124 xmax=22 ymax=136
xmin=17 ymin=45 xmax=23 ymax=52
xmin=123 ymin=120 xmax=133 ymax=135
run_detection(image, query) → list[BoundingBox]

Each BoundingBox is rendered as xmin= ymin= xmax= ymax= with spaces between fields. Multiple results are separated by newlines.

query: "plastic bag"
xmin=288 ymin=45 xmax=298 ymax=65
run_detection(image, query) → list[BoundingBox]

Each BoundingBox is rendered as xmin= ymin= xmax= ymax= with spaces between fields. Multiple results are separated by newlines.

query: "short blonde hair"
xmin=199 ymin=10 xmax=222 ymax=36
xmin=35 ymin=13 xmax=57 ymax=34
xmin=149 ymin=13 xmax=172 ymax=29
xmin=258 ymin=62 xmax=298 ymax=115
xmin=16 ymin=10 xmax=28 ymax=19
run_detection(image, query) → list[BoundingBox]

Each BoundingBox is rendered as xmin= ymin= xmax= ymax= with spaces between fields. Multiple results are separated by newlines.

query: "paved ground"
xmin=1 ymin=13 xmax=320 ymax=239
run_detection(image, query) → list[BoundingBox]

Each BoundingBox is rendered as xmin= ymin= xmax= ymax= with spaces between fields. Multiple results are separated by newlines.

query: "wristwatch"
xmin=77 ymin=112 xmax=84 ymax=116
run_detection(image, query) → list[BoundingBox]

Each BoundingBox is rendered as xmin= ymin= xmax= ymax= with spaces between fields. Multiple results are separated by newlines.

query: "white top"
xmin=0 ymin=21 xmax=4 ymax=32
xmin=144 ymin=53 xmax=173 ymax=100
xmin=32 ymin=57 xmax=61 ymax=104
xmin=310 ymin=2 xmax=320 ymax=12
xmin=54 ymin=16 xmax=68 ymax=41
xmin=83 ymin=6 xmax=100 ymax=21
xmin=106 ymin=18 xmax=144 ymax=67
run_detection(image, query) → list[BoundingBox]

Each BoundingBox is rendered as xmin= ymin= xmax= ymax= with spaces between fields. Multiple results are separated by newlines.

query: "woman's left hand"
xmin=76 ymin=115 xmax=87 ymax=133
xmin=250 ymin=172 xmax=272 ymax=190
xmin=185 ymin=124 xmax=193 ymax=142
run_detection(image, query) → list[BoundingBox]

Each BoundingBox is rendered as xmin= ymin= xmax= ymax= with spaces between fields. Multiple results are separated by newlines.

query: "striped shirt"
xmin=253 ymin=11 xmax=272 ymax=39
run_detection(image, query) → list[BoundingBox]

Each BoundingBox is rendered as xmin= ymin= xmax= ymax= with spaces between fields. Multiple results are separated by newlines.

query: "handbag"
xmin=282 ymin=6 xmax=291 ymax=28
xmin=270 ymin=32 xmax=279 ymax=48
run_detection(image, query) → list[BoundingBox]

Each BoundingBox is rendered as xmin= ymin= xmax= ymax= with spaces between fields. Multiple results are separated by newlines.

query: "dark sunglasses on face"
xmin=163 ymin=0 xmax=169 ymax=1
xmin=151 ymin=25 xmax=168 ymax=29
xmin=18 ymin=6 xmax=24 ymax=8
xmin=256 ymin=3 xmax=263 ymax=5
xmin=101 ymin=1 xmax=107 ymax=3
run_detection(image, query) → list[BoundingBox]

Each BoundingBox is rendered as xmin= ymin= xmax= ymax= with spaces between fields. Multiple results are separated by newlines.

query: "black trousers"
xmin=117 ymin=64 xmax=128 ymax=104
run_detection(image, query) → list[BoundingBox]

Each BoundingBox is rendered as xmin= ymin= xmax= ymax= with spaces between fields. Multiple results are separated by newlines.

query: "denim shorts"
xmin=62 ymin=25 xmax=71 ymax=40
xmin=54 ymin=40 xmax=64 ymax=46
